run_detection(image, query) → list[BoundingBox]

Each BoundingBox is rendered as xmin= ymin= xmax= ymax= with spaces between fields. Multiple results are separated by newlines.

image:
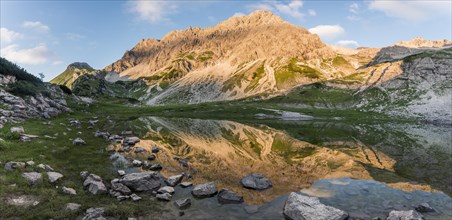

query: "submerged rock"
xmin=156 ymin=192 xmax=172 ymax=201
xmin=415 ymin=203 xmax=435 ymax=213
xmin=119 ymin=172 xmax=161 ymax=192
xmin=22 ymin=172 xmax=42 ymax=186
xmin=240 ymin=173 xmax=272 ymax=190
xmin=158 ymin=186 xmax=175 ymax=194
xmin=174 ymin=198 xmax=191 ymax=209
xmin=217 ymin=189 xmax=244 ymax=204
xmin=192 ymin=182 xmax=218 ymax=198
xmin=180 ymin=182 xmax=193 ymax=188
xmin=132 ymin=160 xmax=142 ymax=167
xmin=386 ymin=210 xmax=424 ymax=220
xmin=283 ymin=192 xmax=348 ymax=220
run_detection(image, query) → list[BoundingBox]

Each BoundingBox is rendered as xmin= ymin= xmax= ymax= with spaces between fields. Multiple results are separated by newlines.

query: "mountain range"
xmin=49 ymin=10 xmax=452 ymax=123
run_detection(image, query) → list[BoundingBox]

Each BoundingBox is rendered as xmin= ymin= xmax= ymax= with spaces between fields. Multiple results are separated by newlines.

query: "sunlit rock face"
xmin=109 ymin=117 xmax=451 ymax=204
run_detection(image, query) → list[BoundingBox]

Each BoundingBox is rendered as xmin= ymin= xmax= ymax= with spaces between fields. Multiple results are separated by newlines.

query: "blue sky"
xmin=1 ymin=0 xmax=451 ymax=81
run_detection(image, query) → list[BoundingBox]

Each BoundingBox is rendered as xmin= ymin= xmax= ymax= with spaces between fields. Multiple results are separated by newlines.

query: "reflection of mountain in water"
xmin=117 ymin=117 xmax=451 ymax=204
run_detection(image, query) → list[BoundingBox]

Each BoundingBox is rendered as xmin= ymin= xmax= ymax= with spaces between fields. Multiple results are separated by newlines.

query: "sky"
xmin=1 ymin=0 xmax=451 ymax=81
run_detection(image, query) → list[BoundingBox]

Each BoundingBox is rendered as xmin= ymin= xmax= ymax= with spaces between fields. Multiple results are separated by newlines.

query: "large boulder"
xmin=240 ymin=173 xmax=272 ymax=190
xmin=386 ymin=210 xmax=424 ymax=220
xmin=83 ymin=174 xmax=107 ymax=195
xmin=283 ymin=192 xmax=348 ymax=220
xmin=119 ymin=172 xmax=161 ymax=192
xmin=192 ymin=182 xmax=218 ymax=198
xmin=22 ymin=172 xmax=42 ymax=186
xmin=217 ymin=189 xmax=244 ymax=204
xmin=111 ymin=181 xmax=132 ymax=195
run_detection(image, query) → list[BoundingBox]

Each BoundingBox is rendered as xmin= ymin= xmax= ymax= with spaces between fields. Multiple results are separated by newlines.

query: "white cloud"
xmin=368 ymin=0 xmax=451 ymax=22
xmin=336 ymin=40 xmax=359 ymax=48
xmin=349 ymin=3 xmax=359 ymax=14
xmin=232 ymin=12 xmax=246 ymax=17
xmin=23 ymin=21 xmax=49 ymax=32
xmin=128 ymin=0 xmax=177 ymax=23
xmin=52 ymin=61 xmax=63 ymax=65
xmin=1 ymin=44 xmax=52 ymax=65
xmin=308 ymin=9 xmax=316 ymax=16
xmin=1 ymin=28 xmax=23 ymax=44
xmin=248 ymin=0 xmax=305 ymax=19
xmin=66 ymin=33 xmax=86 ymax=41
xmin=347 ymin=15 xmax=361 ymax=21
xmin=308 ymin=25 xmax=345 ymax=40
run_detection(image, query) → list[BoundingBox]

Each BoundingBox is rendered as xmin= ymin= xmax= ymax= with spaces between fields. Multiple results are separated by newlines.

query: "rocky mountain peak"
xmin=67 ymin=62 xmax=94 ymax=70
xmin=395 ymin=37 xmax=452 ymax=48
xmin=218 ymin=10 xmax=285 ymax=28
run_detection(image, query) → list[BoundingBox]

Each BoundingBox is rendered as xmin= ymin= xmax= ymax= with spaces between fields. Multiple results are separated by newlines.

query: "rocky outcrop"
xmin=283 ymin=193 xmax=348 ymax=220
xmin=386 ymin=210 xmax=424 ymax=220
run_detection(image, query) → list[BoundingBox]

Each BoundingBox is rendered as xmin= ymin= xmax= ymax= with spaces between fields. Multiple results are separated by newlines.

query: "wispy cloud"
xmin=128 ymin=0 xmax=178 ymax=23
xmin=0 ymin=28 xmax=23 ymax=44
xmin=308 ymin=25 xmax=345 ymax=40
xmin=368 ymin=0 xmax=451 ymax=22
xmin=1 ymin=44 xmax=52 ymax=65
xmin=23 ymin=21 xmax=50 ymax=32
xmin=307 ymin=9 xmax=316 ymax=16
xmin=349 ymin=3 xmax=359 ymax=14
xmin=247 ymin=0 xmax=305 ymax=20
xmin=336 ymin=40 xmax=359 ymax=48
xmin=66 ymin=33 xmax=86 ymax=41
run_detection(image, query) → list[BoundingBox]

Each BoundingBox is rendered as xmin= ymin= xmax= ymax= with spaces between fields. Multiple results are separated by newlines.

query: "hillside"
xmin=50 ymin=62 xmax=95 ymax=88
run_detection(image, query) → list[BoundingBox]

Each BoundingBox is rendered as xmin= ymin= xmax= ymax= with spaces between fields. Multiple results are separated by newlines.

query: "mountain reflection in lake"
xmin=107 ymin=116 xmax=451 ymax=217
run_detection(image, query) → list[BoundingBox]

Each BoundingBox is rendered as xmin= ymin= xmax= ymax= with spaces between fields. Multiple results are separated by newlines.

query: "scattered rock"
xmin=117 ymin=195 xmax=130 ymax=201
xmin=217 ymin=189 xmax=244 ymax=204
xmin=134 ymin=147 xmax=147 ymax=153
xmin=132 ymin=160 xmax=142 ymax=167
xmin=387 ymin=210 xmax=424 ymax=220
xmin=179 ymin=159 xmax=189 ymax=167
xmin=166 ymin=174 xmax=183 ymax=187
xmin=118 ymin=170 xmax=126 ymax=176
xmin=119 ymin=172 xmax=161 ymax=192
xmin=19 ymin=134 xmax=39 ymax=142
xmin=180 ymin=182 xmax=193 ymax=188
xmin=62 ymin=186 xmax=77 ymax=195
xmin=10 ymin=126 xmax=25 ymax=133
xmin=22 ymin=172 xmax=42 ymax=186
xmin=149 ymin=164 xmax=162 ymax=171
xmin=192 ymin=182 xmax=218 ymax=198
xmin=83 ymin=174 xmax=107 ymax=195
xmin=240 ymin=173 xmax=272 ymax=190
xmin=130 ymin=193 xmax=142 ymax=201
xmin=124 ymin=137 xmax=140 ymax=146
xmin=415 ymin=203 xmax=435 ymax=213
xmin=5 ymin=195 xmax=40 ymax=207
xmin=156 ymin=192 xmax=172 ymax=201
xmin=26 ymin=161 xmax=34 ymax=166
xmin=174 ymin=198 xmax=191 ymax=209
xmin=4 ymin=161 xmax=26 ymax=171
xmin=80 ymin=171 xmax=90 ymax=179
xmin=151 ymin=147 xmax=159 ymax=153
xmin=82 ymin=207 xmax=105 ymax=220
xmin=158 ymin=186 xmax=175 ymax=194
xmin=37 ymin=163 xmax=54 ymax=171
xmin=111 ymin=181 xmax=132 ymax=195
xmin=73 ymin=138 xmax=86 ymax=145
xmin=47 ymin=171 xmax=63 ymax=183
xmin=283 ymin=192 xmax=348 ymax=220
xmin=244 ymin=205 xmax=259 ymax=214
xmin=147 ymin=155 xmax=156 ymax=161
xmin=65 ymin=203 xmax=81 ymax=211
xmin=122 ymin=131 xmax=133 ymax=136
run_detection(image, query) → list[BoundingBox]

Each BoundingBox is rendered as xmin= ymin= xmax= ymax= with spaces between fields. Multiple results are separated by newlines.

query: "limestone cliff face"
xmin=105 ymin=10 xmax=335 ymax=77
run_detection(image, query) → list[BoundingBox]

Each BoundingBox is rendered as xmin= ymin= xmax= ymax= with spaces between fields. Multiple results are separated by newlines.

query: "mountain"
xmin=50 ymin=62 xmax=95 ymax=88
xmin=53 ymin=10 xmax=451 ymax=122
